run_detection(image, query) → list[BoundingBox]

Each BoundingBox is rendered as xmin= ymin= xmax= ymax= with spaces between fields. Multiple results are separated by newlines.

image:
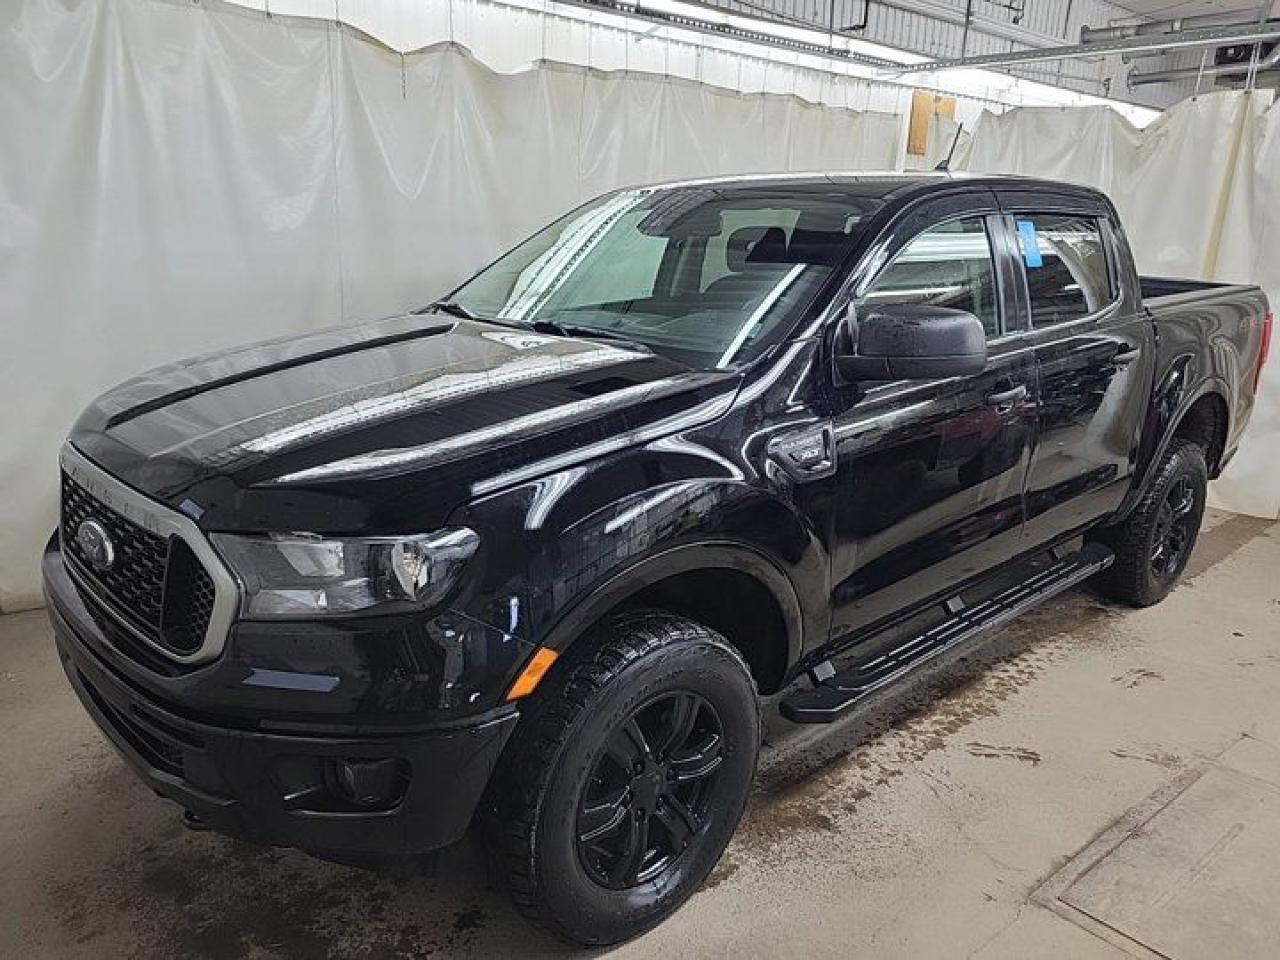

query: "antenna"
xmin=934 ymin=123 xmax=964 ymax=172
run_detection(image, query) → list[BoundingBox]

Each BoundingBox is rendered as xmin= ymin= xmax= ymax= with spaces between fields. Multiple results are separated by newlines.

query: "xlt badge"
xmin=766 ymin=422 xmax=836 ymax=481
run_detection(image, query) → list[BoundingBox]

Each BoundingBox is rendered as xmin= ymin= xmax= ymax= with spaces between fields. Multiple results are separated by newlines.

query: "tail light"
xmin=1255 ymin=312 xmax=1273 ymax=393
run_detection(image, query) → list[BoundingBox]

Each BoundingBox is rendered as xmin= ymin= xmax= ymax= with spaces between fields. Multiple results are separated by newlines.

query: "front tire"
xmin=487 ymin=611 xmax=760 ymax=946
xmin=1091 ymin=438 xmax=1208 ymax=607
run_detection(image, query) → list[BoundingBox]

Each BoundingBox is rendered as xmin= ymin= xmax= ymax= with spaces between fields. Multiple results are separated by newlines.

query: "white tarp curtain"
xmin=0 ymin=0 xmax=901 ymax=610
xmin=223 ymin=0 xmax=1164 ymax=123
xmin=960 ymin=92 xmax=1280 ymax=521
xmin=231 ymin=0 xmax=931 ymax=120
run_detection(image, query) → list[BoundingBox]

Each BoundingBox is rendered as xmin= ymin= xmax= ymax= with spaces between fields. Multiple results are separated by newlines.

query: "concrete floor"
xmin=2 ymin=509 xmax=1278 ymax=959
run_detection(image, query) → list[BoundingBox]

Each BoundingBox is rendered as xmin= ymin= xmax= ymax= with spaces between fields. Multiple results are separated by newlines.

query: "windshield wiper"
xmin=412 ymin=305 xmax=651 ymax=353
xmin=523 ymin=319 xmax=652 ymax=353
xmin=414 ymin=300 xmax=483 ymax=322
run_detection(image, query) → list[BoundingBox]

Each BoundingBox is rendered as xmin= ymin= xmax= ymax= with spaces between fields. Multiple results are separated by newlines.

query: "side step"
xmin=780 ymin=542 xmax=1114 ymax=724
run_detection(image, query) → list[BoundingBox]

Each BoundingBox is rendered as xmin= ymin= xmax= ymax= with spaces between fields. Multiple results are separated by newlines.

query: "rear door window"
xmin=1014 ymin=214 xmax=1114 ymax=327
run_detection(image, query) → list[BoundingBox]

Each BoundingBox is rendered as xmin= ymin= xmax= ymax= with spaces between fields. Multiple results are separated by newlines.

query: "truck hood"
xmin=70 ymin=315 xmax=740 ymax=533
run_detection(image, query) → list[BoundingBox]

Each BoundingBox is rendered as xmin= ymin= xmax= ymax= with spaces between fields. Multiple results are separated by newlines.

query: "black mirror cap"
xmin=837 ymin=303 xmax=988 ymax=382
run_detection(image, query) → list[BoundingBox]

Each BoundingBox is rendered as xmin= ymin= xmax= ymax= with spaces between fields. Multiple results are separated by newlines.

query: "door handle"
xmin=985 ymin=384 xmax=1028 ymax=410
xmin=1112 ymin=348 xmax=1141 ymax=366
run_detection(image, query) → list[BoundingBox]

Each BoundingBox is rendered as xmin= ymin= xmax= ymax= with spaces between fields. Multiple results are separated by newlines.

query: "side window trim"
xmin=818 ymin=189 xmax=1002 ymax=343
xmin=858 ymin=212 xmax=1006 ymax=339
xmin=1004 ymin=209 xmax=1123 ymax=331
xmin=988 ymin=214 xmax=1029 ymax=342
xmin=1099 ymin=215 xmax=1134 ymax=309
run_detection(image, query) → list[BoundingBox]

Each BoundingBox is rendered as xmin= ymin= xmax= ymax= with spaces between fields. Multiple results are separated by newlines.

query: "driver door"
xmin=828 ymin=193 xmax=1039 ymax=645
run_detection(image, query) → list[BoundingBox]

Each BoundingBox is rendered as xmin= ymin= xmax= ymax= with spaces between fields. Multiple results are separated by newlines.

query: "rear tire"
xmin=1091 ymin=438 xmax=1208 ymax=607
xmin=486 ymin=611 xmax=760 ymax=946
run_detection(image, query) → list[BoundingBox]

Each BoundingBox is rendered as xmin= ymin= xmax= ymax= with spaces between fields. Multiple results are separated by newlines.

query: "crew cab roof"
xmin=638 ymin=171 xmax=1111 ymax=207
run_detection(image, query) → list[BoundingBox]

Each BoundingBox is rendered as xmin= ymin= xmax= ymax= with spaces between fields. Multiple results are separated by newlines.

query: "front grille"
xmin=159 ymin=543 xmax=217 ymax=655
xmin=61 ymin=471 xmax=168 ymax=629
xmin=78 ymin=585 xmax=191 ymax=677
xmin=60 ymin=470 xmax=217 ymax=658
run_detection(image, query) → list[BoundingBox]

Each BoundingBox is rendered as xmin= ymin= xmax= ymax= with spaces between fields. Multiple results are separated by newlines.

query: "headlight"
xmin=211 ymin=528 xmax=479 ymax=618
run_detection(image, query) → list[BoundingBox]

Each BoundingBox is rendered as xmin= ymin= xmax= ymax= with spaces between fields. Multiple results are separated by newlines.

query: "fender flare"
xmin=1120 ymin=377 xmax=1231 ymax=518
xmin=1157 ymin=377 xmax=1231 ymax=471
xmin=536 ymin=540 xmax=806 ymax=671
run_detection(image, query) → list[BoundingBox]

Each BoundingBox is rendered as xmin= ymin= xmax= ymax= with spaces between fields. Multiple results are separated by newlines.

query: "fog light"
xmin=326 ymin=757 xmax=408 ymax=808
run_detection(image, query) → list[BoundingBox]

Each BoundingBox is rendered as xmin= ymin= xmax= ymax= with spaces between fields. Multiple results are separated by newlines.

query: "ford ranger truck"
xmin=44 ymin=174 xmax=1272 ymax=945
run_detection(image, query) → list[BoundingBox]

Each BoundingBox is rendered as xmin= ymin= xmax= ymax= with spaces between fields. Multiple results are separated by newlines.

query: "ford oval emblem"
xmin=76 ymin=519 xmax=116 ymax=570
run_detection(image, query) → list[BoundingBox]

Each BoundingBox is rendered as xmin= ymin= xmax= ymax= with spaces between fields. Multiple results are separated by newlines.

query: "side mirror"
xmin=836 ymin=303 xmax=988 ymax=382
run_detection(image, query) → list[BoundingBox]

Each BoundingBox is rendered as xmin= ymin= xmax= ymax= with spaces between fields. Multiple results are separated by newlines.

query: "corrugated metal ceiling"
xmin=700 ymin=0 xmax=1261 ymax=104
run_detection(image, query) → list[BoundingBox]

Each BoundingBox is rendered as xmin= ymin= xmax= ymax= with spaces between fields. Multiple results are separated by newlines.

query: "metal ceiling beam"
xmin=888 ymin=19 xmax=1280 ymax=73
xmin=1081 ymin=9 xmax=1268 ymax=44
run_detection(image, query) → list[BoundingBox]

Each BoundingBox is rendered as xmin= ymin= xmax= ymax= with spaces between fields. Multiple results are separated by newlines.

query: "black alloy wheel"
xmin=576 ymin=692 xmax=723 ymax=889
xmin=1090 ymin=438 xmax=1208 ymax=607
xmin=1150 ymin=474 xmax=1196 ymax=579
xmin=486 ymin=611 xmax=759 ymax=946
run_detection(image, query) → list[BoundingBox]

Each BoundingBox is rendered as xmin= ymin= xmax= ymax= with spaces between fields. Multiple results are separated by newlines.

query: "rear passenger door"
xmin=995 ymin=191 xmax=1157 ymax=546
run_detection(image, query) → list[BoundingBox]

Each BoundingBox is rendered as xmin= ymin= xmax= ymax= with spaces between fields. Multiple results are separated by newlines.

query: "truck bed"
xmin=1139 ymin=275 xmax=1269 ymax=477
xmin=1139 ymin=275 xmax=1234 ymax=303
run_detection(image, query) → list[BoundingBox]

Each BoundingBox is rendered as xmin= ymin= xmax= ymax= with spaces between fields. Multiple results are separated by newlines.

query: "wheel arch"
xmin=1168 ymin=389 xmax=1230 ymax=477
xmin=536 ymin=541 xmax=805 ymax=695
xmin=1119 ymin=377 xmax=1231 ymax=521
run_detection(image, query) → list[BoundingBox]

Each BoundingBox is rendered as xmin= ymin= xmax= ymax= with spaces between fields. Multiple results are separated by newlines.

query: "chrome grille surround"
xmin=59 ymin=443 xmax=239 ymax=665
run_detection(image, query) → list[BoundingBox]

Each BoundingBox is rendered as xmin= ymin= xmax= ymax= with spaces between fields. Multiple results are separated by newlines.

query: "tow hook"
xmin=182 ymin=810 xmax=211 ymax=832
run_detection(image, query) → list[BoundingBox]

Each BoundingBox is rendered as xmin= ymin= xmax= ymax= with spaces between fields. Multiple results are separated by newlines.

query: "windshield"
xmin=447 ymin=185 xmax=881 ymax=369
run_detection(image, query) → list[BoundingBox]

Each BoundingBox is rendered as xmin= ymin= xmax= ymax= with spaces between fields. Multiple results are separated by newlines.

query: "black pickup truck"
xmin=44 ymin=174 xmax=1271 ymax=945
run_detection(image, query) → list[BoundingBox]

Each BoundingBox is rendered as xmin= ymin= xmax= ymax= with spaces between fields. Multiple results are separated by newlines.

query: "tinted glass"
xmin=449 ymin=186 xmax=880 ymax=369
xmin=699 ymin=207 xmax=802 ymax=291
xmin=862 ymin=216 xmax=1000 ymax=337
xmin=1016 ymin=214 xmax=1113 ymax=327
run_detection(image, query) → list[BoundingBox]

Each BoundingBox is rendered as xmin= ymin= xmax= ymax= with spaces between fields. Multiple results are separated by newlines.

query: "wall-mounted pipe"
xmin=1130 ymin=41 xmax=1280 ymax=86
xmin=1082 ymin=10 xmax=1266 ymax=45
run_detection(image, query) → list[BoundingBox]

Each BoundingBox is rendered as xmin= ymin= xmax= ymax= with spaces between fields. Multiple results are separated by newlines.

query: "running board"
xmin=780 ymin=542 xmax=1114 ymax=724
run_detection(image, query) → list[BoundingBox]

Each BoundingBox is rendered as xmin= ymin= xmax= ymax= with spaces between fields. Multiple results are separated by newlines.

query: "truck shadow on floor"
xmin=45 ymin=767 xmax=549 ymax=960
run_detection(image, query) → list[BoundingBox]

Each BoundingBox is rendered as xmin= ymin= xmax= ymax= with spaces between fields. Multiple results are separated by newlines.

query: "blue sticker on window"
xmin=1016 ymin=219 xmax=1043 ymax=268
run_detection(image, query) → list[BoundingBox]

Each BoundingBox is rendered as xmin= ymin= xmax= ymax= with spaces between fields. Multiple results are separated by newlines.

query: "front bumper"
xmin=45 ymin=542 xmax=519 ymax=857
